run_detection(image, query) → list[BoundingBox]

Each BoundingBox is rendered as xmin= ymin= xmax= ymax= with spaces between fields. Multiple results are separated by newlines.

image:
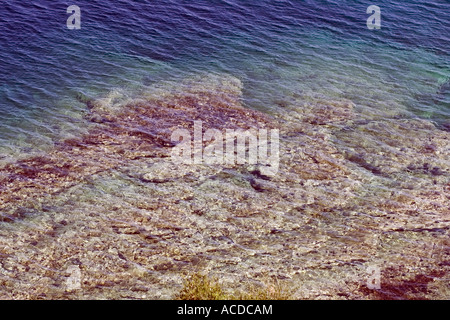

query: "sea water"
xmin=0 ymin=0 xmax=448 ymax=163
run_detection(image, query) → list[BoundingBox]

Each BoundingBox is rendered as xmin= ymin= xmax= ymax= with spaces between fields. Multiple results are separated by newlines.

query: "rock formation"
xmin=0 ymin=73 xmax=448 ymax=299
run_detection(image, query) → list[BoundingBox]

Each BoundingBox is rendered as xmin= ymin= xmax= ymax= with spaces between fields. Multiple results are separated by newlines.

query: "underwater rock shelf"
xmin=0 ymin=74 xmax=448 ymax=299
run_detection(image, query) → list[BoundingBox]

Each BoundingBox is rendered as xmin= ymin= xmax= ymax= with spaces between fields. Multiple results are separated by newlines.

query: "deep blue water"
xmin=0 ymin=0 xmax=449 ymax=159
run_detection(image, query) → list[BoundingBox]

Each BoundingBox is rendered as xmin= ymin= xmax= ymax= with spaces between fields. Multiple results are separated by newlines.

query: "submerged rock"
xmin=0 ymin=73 xmax=448 ymax=299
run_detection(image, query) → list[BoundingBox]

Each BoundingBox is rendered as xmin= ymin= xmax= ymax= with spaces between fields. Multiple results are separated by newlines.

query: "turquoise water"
xmin=0 ymin=0 xmax=449 ymax=161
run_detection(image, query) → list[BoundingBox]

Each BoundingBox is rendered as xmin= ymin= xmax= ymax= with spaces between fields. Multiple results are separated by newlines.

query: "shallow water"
xmin=0 ymin=1 xmax=449 ymax=300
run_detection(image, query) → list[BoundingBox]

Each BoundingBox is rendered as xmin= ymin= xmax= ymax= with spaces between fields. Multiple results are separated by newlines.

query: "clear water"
xmin=0 ymin=1 xmax=449 ymax=300
xmin=0 ymin=0 xmax=449 ymax=160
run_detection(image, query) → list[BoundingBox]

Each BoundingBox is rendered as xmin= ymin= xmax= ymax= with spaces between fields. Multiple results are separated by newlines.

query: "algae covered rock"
xmin=0 ymin=73 xmax=448 ymax=300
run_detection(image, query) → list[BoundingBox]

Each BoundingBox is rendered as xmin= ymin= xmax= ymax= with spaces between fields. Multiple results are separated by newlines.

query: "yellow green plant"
xmin=175 ymin=272 xmax=293 ymax=300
